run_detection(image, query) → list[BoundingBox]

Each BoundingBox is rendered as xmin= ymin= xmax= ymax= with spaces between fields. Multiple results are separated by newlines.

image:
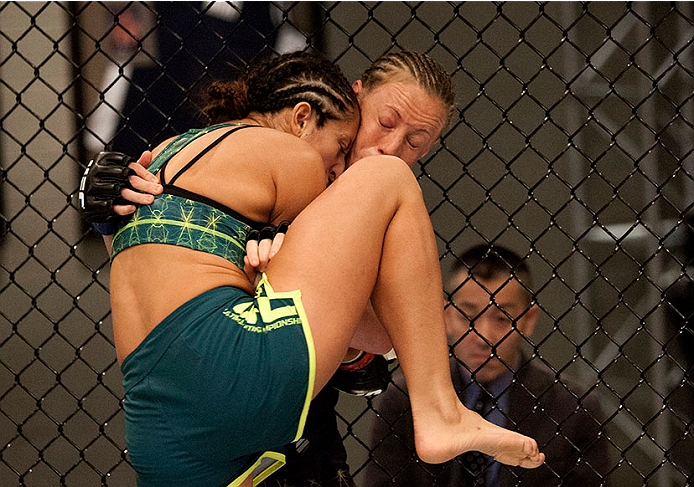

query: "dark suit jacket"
xmin=366 ymin=356 xmax=610 ymax=486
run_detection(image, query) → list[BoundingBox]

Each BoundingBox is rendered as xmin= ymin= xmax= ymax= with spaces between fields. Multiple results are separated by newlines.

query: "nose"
xmin=469 ymin=317 xmax=493 ymax=345
xmin=378 ymin=135 xmax=404 ymax=158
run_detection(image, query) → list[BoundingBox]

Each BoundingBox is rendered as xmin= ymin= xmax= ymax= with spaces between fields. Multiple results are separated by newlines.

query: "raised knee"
xmin=354 ymin=154 xmax=409 ymax=172
xmin=349 ymin=155 xmax=420 ymax=194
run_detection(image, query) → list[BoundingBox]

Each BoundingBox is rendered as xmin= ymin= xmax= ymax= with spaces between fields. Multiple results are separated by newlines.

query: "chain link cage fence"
xmin=1 ymin=1 xmax=693 ymax=486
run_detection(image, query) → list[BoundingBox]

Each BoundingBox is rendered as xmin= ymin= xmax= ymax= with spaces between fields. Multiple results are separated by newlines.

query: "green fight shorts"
xmin=121 ymin=275 xmax=316 ymax=486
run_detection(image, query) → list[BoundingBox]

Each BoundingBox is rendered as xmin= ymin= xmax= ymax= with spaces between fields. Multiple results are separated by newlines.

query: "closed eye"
xmin=380 ymin=118 xmax=394 ymax=129
xmin=408 ymin=133 xmax=428 ymax=149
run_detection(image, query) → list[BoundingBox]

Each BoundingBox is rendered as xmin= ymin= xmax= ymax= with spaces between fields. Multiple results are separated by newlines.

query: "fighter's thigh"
xmin=266 ymin=155 xmax=415 ymax=305
xmin=265 ymin=199 xmax=383 ymax=387
xmin=265 ymin=156 xmax=415 ymax=386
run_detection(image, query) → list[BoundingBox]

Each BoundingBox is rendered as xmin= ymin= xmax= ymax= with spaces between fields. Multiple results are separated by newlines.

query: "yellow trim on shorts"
xmin=258 ymin=273 xmax=316 ymax=442
xmin=226 ymin=451 xmax=286 ymax=487
xmin=227 ymin=275 xmax=316 ymax=487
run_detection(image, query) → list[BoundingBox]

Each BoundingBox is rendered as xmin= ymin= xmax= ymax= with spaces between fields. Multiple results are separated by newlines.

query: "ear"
xmin=352 ymin=79 xmax=363 ymax=97
xmin=517 ymin=303 xmax=539 ymax=337
xmin=290 ymin=101 xmax=313 ymax=137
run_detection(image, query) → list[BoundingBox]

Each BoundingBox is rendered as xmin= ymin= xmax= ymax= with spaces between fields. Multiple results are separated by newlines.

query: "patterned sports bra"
xmin=111 ymin=123 xmax=266 ymax=271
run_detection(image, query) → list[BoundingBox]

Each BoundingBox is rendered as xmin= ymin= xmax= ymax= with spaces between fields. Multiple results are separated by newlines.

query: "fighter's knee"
xmin=353 ymin=154 xmax=409 ymax=173
xmin=349 ymin=155 xmax=420 ymax=193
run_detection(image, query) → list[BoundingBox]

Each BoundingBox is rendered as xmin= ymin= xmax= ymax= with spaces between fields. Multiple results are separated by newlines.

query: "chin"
xmin=470 ymin=366 xmax=498 ymax=384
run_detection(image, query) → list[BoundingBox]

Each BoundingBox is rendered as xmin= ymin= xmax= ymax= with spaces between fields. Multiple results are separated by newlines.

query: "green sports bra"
xmin=111 ymin=123 xmax=266 ymax=270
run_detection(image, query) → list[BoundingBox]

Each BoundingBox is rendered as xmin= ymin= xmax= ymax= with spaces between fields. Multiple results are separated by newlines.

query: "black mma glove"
xmin=329 ymin=352 xmax=392 ymax=397
xmin=78 ymin=151 xmax=136 ymax=224
xmin=246 ymin=220 xmax=291 ymax=244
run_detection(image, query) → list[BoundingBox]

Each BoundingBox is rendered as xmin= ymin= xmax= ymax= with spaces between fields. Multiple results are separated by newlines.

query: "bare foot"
xmin=413 ymin=402 xmax=545 ymax=468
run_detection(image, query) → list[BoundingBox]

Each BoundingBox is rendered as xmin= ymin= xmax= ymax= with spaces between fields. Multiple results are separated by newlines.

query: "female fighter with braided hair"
xmin=99 ymin=51 xmax=545 ymax=487
xmin=109 ymin=51 xmax=358 ymax=486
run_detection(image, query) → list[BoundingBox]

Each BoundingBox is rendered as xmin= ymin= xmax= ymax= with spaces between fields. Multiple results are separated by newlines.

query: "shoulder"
xmin=517 ymin=359 xmax=556 ymax=388
xmin=151 ymin=136 xmax=178 ymax=159
xmin=239 ymin=127 xmax=324 ymax=183
xmin=518 ymin=358 xmax=583 ymax=391
xmin=235 ymin=127 xmax=327 ymax=220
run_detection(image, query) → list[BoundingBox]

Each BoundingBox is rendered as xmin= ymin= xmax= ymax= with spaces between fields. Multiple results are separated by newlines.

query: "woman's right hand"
xmin=243 ymin=222 xmax=290 ymax=283
xmin=114 ymin=151 xmax=163 ymax=216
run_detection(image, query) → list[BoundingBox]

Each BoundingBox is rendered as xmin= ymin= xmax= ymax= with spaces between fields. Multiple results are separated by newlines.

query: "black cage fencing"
xmin=1 ymin=1 xmax=693 ymax=486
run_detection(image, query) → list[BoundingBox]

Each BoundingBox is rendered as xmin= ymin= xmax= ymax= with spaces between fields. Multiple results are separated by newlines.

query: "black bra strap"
xmin=161 ymin=124 xmax=256 ymax=185
xmin=162 ymin=185 xmax=266 ymax=230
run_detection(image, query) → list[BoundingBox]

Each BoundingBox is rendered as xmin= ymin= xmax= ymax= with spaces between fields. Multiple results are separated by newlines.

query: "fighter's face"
xmin=301 ymin=114 xmax=359 ymax=185
xmin=347 ymin=80 xmax=447 ymax=168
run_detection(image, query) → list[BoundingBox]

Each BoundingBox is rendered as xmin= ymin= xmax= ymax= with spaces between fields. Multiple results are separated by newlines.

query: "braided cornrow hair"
xmin=361 ymin=51 xmax=455 ymax=126
xmin=204 ymin=51 xmax=358 ymax=126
